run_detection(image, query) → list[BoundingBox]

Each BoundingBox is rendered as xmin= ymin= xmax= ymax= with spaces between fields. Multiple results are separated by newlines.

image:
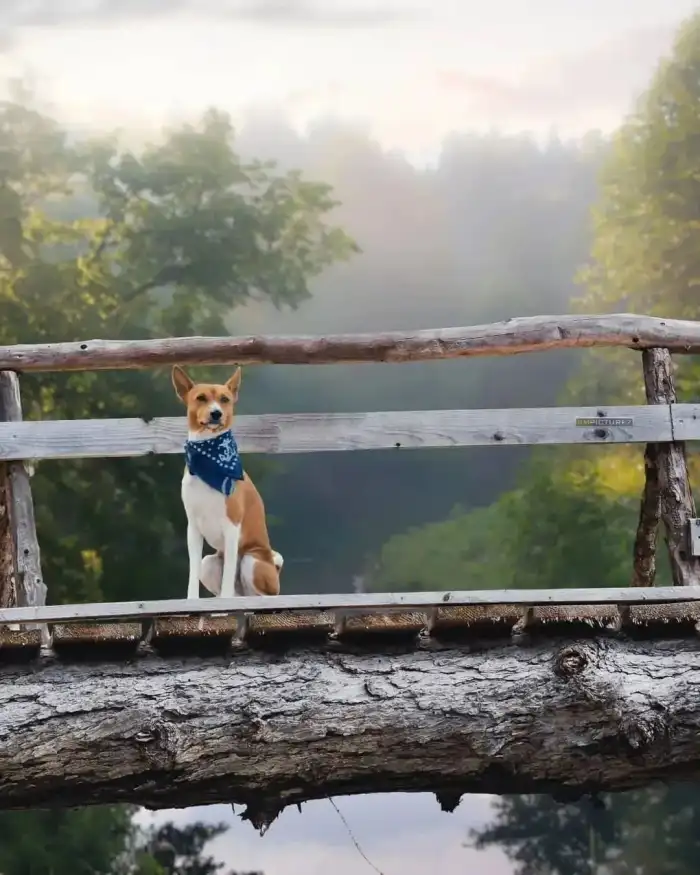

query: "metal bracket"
xmin=689 ymin=519 xmax=700 ymax=557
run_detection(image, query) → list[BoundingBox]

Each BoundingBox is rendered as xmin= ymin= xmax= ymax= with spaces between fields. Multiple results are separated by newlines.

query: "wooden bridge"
xmin=1 ymin=312 xmax=700 ymax=830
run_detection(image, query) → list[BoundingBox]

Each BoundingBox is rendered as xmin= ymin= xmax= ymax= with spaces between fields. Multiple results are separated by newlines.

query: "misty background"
xmin=0 ymin=1 xmax=699 ymax=874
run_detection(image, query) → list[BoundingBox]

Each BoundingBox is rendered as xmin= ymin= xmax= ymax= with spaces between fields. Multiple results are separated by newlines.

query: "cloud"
xmin=0 ymin=0 xmax=416 ymax=45
xmin=434 ymin=25 xmax=678 ymax=128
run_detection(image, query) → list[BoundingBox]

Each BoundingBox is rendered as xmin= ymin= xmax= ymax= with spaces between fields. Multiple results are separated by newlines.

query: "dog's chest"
xmin=182 ymin=471 xmax=227 ymax=551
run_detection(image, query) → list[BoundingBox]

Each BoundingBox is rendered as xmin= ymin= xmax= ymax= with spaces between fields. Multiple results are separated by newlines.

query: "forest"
xmin=2 ymin=8 xmax=700 ymax=875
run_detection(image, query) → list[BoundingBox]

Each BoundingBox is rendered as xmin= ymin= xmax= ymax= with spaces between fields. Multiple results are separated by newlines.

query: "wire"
xmin=327 ymin=797 xmax=386 ymax=875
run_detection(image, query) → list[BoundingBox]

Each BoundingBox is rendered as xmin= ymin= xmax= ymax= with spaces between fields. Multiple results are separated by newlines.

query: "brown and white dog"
xmin=172 ymin=365 xmax=282 ymax=599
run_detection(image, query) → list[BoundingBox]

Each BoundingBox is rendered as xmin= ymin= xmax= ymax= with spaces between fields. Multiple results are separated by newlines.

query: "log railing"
xmin=1 ymin=312 xmax=700 ymax=629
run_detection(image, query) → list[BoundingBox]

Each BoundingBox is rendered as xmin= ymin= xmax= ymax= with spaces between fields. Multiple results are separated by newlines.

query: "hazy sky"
xmin=141 ymin=791 xmax=513 ymax=875
xmin=0 ymin=0 xmax=697 ymax=161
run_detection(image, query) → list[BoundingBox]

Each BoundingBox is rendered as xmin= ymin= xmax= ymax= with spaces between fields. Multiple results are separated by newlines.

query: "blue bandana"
xmin=184 ymin=430 xmax=244 ymax=497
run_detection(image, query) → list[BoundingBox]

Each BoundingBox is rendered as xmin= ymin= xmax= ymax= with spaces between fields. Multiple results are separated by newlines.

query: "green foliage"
xmin=0 ymin=85 xmax=357 ymax=875
xmin=135 ymin=821 xmax=240 ymax=875
xmin=463 ymin=14 xmax=700 ymax=874
xmin=367 ymin=501 xmax=515 ymax=591
xmin=472 ymin=786 xmax=700 ymax=875
xmin=572 ymin=10 xmax=700 ymax=404
xmin=0 ymin=807 xmax=136 ymax=875
xmin=368 ymin=449 xmax=668 ymax=592
xmin=0 ymin=89 xmax=355 ymax=605
xmin=579 ymin=12 xmax=700 ymax=321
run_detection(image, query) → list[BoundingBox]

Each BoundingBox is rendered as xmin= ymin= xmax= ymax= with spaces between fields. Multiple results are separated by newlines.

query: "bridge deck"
xmin=0 ymin=587 xmax=699 ymax=663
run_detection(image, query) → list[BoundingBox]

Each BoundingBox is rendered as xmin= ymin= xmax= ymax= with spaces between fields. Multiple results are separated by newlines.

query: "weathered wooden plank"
xmin=0 ymin=626 xmax=41 ymax=659
xmin=245 ymin=610 xmax=334 ymax=639
xmin=51 ymin=622 xmax=143 ymax=661
xmin=621 ymin=602 xmax=700 ymax=625
xmin=151 ymin=615 xmax=238 ymax=638
xmin=0 ymin=373 xmax=46 ymax=611
xmin=432 ymin=604 xmax=523 ymax=635
xmin=52 ymin=622 xmax=142 ymax=645
xmin=2 ymin=586 xmax=700 ymax=626
xmin=150 ymin=615 xmax=238 ymax=655
xmin=2 ymin=314 xmax=700 ymax=372
xmin=338 ymin=610 xmax=429 ymax=637
xmin=669 ymin=403 xmax=700 ymax=441
xmin=0 ymin=405 xmax=676 ymax=461
xmin=524 ymin=605 xmax=621 ymax=634
xmin=644 ymin=350 xmax=700 ymax=586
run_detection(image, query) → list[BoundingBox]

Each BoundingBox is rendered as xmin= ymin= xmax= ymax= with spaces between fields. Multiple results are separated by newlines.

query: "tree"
xmin=471 ymin=786 xmax=700 ymax=875
xmin=366 ymin=449 xmax=669 ymax=593
xmin=0 ymin=83 xmax=356 ymax=875
xmin=467 ymin=15 xmax=700 ymax=874
xmin=469 ymin=794 xmax=612 ymax=875
xmin=573 ymin=10 xmax=700 ymax=405
xmin=0 ymin=88 xmax=356 ymax=606
xmin=134 ymin=822 xmax=256 ymax=875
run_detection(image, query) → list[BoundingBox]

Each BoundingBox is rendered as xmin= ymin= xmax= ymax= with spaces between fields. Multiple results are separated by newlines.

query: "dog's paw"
xmin=271 ymin=550 xmax=284 ymax=571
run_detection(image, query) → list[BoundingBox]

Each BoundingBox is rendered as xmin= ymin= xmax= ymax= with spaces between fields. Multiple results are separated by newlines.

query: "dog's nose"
xmin=209 ymin=408 xmax=222 ymax=422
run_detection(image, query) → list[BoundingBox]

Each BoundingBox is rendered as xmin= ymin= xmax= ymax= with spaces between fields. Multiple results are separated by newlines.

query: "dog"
xmin=172 ymin=365 xmax=282 ymax=599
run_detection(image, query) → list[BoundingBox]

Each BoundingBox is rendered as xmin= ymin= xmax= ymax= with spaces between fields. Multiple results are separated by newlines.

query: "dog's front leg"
xmin=186 ymin=521 xmax=204 ymax=599
xmin=220 ymin=520 xmax=241 ymax=599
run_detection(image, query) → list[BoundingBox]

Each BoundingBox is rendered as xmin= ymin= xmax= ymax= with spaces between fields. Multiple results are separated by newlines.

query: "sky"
xmin=0 ymin=0 xmax=698 ymax=163
xmin=140 ymin=791 xmax=513 ymax=875
xmin=4 ymin=2 xmax=698 ymax=872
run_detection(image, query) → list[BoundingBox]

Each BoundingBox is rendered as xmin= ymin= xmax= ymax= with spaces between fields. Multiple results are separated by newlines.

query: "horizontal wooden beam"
xmin=2 ymin=314 xmax=700 ymax=373
xmin=0 ymin=586 xmax=699 ymax=626
xmin=1 ymin=633 xmax=700 ymax=822
xmin=0 ymin=404 xmax=682 ymax=461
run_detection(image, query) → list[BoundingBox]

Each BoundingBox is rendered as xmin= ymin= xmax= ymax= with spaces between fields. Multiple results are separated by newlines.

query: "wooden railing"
xmin=4 ymin=312 xmax=700 ymax=820
xmin=1 ymin=312 xmax=700 ymax=639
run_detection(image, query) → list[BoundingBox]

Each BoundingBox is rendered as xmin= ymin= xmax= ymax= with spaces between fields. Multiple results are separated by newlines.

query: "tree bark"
xmin=0 ymin=373 xmax=46 ymax=623
xmin=631 ymin=442 xmax=660 ymax=586
xmin=2 ymin=637 xmax=700 ymax=829
xmin=3 ymin=314 xmax=700 ymax=372
xmin=631 ymin=348 xmax=667 ymax=587
xmin=639 ymin=349 xmax=700 ymax=585
xmin=0 ymin=465 xmax=14 ymax=608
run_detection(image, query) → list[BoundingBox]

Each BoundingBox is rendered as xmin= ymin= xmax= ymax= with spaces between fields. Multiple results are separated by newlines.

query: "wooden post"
xmin=632 ymin=348 xmax=663 ymax=586
xmin=0 ymin=372 xmax=47 ymax=615
xmin=637 ymin=348 xmax=700 ymax=586
xmin=0 ymin=461 xmax=14 ymax=609
xmin=631 ymin=442 xmax=660 ymax=586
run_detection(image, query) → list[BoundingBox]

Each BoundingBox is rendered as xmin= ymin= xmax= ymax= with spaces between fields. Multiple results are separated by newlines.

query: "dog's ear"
xmin=226 ymin=367 xmax=242 ymax=402
xmin=172 ymin=365 xmax=194 ymax=402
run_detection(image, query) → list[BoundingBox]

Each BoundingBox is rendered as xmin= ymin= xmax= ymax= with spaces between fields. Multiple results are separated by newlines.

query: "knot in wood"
xmin=554 ymin=646 xmax=588 ymax=679
xmin=619 ymin=712 xmax=668 ymax=755
xmin=133 ymin=721 xmax=179 ymax=767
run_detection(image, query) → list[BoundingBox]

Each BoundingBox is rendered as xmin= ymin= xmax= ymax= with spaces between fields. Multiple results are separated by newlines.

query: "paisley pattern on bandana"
xmin=184 ymin=430 xmax=244 ymax=496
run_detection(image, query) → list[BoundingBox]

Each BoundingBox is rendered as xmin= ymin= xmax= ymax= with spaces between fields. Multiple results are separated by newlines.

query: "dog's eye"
xmin=196 ymin=394 xmax=207 ymax=403
xmin=220 ymin=395 xmax=230 ymax=404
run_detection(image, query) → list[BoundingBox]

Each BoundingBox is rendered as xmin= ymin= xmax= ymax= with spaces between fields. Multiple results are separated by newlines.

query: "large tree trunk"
xmin=1 ymin=633 xmax=699 ymax=830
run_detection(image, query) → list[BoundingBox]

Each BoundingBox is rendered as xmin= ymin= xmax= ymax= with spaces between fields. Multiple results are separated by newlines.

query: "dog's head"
xmin=172 ymin=365 xmax=242 ymax=435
